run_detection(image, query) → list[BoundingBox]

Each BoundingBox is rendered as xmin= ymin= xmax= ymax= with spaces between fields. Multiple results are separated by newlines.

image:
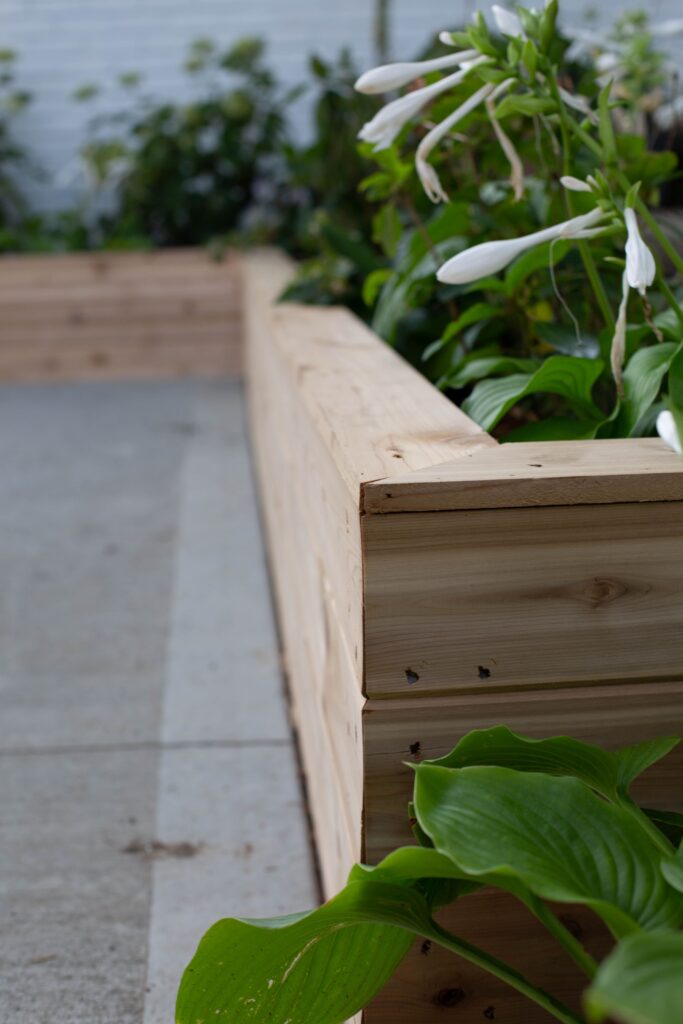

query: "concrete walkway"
xmin=0 ymin=380 xmax=318 ymax=1023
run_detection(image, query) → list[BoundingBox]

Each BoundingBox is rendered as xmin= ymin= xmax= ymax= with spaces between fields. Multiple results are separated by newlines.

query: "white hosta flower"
xmin=416 ymin=82 xmax=495 ymax=202
xmin=558 ymin=86 xmax=599 ymax=125
xmin=358 ymin=61 xmax=486 ymax=150
xmin=624 ymin=208 xmax=655 ymax=296
xmin=486 ymin=92 xmax=524 ymax=202
xmin=355 ymin=51 xmax=477 ymax=94
xmin=560 ymin=175 xmax=593 ymax=193
xmin=437 ymin=207 xmax=606 ymax=284
xmin=610 ymin=271 xmax=629 ymax=395
xmin=656 ymin=411 xmax=683 ymax=455
xmin=492 ymin=5 xmax=525 ymax=38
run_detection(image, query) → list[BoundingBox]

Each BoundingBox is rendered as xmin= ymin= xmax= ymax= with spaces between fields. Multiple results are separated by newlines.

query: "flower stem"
xmin=551 ymin=76 xmax=614 ymax=331
xmin=656 ymin=273 xmax=683 ymax=331
xmin=427 ymin=920 xmax=585 ymax=1024
xmin=524 ymin=894 xmax=598 ymax=979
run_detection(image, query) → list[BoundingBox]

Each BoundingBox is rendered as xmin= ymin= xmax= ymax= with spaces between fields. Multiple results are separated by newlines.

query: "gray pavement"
xmin=0 ymin=380 xmax=318 ymax=1023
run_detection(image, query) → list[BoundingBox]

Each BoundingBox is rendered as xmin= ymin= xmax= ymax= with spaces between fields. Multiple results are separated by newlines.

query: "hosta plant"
xmin=353 ymin=3 xmax=683 ymax=452
xmin=176 ymin=727 xmax=683 ymax=1024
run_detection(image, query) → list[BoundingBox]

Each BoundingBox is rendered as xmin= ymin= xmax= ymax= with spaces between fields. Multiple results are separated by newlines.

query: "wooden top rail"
xmin=247 ymin=250 xmax=683 ymax=514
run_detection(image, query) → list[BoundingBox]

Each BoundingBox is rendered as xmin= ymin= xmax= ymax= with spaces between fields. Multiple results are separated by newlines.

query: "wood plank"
xmin=363 ymin=501 xmax=683 ymax=697
xmin=363 ymin=681 xmax=683 ymax=1023
xmin=363 ymin=438 xmax=683 ymax=513
xmin=266 ymin=301 xmax=494 ymax=501
xmin=0 ymin=249 xmax=241 ymax=382
xmin=243 ymin=250 xmax=364 ymax=895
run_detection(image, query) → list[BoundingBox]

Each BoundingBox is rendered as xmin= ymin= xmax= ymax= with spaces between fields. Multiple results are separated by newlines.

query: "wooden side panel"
xmin=363 ymin=682 xmax=683 ymax=1023
xmin=243 ymin=251 xmax=364 ymax=895
xmin=363 ymin=501 xmax=683 ymax=697
xmin=0 ymin=249 xmax=242 ymax=381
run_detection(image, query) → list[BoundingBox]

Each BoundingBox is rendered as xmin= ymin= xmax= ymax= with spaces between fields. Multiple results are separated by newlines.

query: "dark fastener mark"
xmin=484 ymin=1006 xmax=496 ymax=1020
xmin=478 ymin=666 xmax=491 ymax=679
xmin=405 ymin=668 xmax=420 ymax=685
xmin=434 ymin=988 xmax=466 ymax=1008
xmin=409 ymin=741 xmax=422 ymax=758
xmin=420 ymin=940 xmax=432 ymax=955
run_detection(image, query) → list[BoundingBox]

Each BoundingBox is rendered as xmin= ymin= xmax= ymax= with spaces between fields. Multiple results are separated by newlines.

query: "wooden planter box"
xmin=245 ymin=250 xmax=683 ymax=1023
xmin=0 ymin=248 xmax=242 ymax=382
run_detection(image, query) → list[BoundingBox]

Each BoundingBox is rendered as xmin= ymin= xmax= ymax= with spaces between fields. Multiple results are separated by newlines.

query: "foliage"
xmin=348 ymin=5 xmax=683 ymax=444
xmin=177 ymin=727 xmax=683 ymax=1024
xmin=74 ymin=37 xmax=298 ymax=248
xmin=0 ymin=48 xmax=36 ymax=250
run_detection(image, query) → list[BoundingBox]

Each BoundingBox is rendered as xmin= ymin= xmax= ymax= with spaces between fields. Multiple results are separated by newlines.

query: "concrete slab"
xmin=0 ymin=379 xmax=318 ymax=1024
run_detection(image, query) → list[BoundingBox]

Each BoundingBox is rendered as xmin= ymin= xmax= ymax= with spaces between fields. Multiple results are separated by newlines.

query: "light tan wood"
xmin=363 ymin=437 xmax=683 ymax=513
xmin=0 ymin=249 xmax=241 ymax=382
xmin=242 ymin=253 xmax=683 ymax=1024
xmin=363 ymin=500 xmax=683 ymax=697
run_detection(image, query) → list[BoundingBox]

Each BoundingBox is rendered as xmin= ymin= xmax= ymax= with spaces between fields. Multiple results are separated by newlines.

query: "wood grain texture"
xmin=243 ymin=250 xmax=364 ymax=894
xmin=363 ymin=682 xmax=683 ymax=1024
xmin=363 ymin=501 xmax=683 ymax=697
xmin=363 ymin=437 xmax=683 ymax=513
xmin=0 ymin=249 xmax=242 ymax=382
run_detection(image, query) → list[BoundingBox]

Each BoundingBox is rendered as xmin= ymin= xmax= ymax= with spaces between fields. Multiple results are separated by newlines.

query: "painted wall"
xmin=2 ymin=0 xmax=682 ymax=211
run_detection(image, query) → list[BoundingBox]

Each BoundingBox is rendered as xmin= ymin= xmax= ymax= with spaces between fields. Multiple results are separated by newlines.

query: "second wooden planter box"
xmin=245 ymin=250 xmax=683 ymax=1023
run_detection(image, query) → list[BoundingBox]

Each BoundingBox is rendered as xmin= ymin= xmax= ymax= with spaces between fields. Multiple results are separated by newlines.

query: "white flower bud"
xmin=657 ymin=411 xmax=683 ymax=455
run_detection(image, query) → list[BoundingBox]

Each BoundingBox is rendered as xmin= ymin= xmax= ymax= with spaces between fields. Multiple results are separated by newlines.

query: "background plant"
xmin=176 ymin=727 xmax=683 ymax=1024
xmin=353 ymin=6 xmax=683 ymax=445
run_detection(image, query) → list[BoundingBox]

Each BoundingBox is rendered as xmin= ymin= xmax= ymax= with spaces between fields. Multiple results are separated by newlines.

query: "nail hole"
xmin=434 ymin=988 xmax=466 ymax=1008
xmin=484 ymin=1007 xmax=496 ymax=1020
xmin=477 ymin=666 xmax=491 ymax=679
xmin=405 ymin=668 xmax=420 ymax=685
xmin=420 ymin=940 xmax=432 ymax=955
xmin=409 ymin=741 xmax=421 ymax=758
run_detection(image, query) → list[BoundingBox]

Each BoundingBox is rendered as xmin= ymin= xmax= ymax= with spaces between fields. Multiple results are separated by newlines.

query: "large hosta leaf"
xmin=585 ymin=931 xmax=683 ymax=1024
xmin=461 ymin=355 xmax=604 ymax=432
xmin=414 ymin=764 xmax=683 ymax=937
xmin=662 ymin=843 xmax=683 ymax=894
xmin=427 ymin=726 xmax=679 ymax=804
xmin=176 ymin=878 xmax=423 ymax=1024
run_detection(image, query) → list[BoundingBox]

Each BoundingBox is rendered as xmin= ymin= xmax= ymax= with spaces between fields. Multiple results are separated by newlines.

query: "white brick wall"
xmin=3 ymin=0 xmax=682 ymax=211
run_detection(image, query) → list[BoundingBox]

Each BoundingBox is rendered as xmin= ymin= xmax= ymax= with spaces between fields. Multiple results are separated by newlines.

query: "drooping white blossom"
xmin=610 ymin=271 xmax=630 ymax=395
xmin=416 ymin=82 xmax=495 ymax=202
xmin=437 ymin=207 xmax=607 ymax=284
xmin=560 ymin=175 xmax=593 ymax=193
xmin=357 ymin=60 xmax=487 ymax=150
xmin=624 ymin=208 xmax=656 ymax=296
xmin=492 ymin=5 xmax=525 ymax=38
xmin=656 ymin=411 xmax=683 ymax=455
xmin=355 ymin=52 xmax=477 ymax=95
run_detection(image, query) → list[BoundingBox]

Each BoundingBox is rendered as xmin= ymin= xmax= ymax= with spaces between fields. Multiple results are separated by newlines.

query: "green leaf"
xmin=428 ymin=727 xmax=679 ymax=804
xmin=586 ymin=931 xmax=683 ymax=1024
xmin=598 ymin=83 xmax=617 ymax=164
xmin=372 ymin=202 xmax=402 ymax=260
xmin=505 ymin=239 xmax=570 ymax=296
xmin=176 ymin=879 xmax=421 ymax=1024
xmin=414 ymin=764 xmax=683 ymax=936
xmin=461 ymin=355 xmax=604 ymax=432
xmin=644 ymin=808 xmax=683 ymax=845
xmin=363 ymin=268 xmax=392 ymax=308
xmin=667 ymin=347 xmax=683 ymax=452
xmin=504 ymin=416 xmax=601 ymax=441
xmin=661 ymin=843 xmax=683 ymax=894
xmin=495 ymin=94 xmax=556 ymax=120
xmin=446 ymin=355 xmax=539 ymax=389
xmin=616 ymin=342 xmax=678 ymax=435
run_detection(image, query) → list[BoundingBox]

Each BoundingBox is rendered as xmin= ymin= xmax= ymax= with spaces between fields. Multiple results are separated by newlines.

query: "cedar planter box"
xmin=0 ymin=248 xmax=242 ymax=382
xmin=245 ymin=250 xmax=683 ymax=1023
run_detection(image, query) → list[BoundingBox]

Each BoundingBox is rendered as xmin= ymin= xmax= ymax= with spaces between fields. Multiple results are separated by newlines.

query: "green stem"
xmin=524 ymin=894 xmax=598 ymax=979
xmin=656 ymin=273 xmax=683 ymax=331
xmin=551 ymin=77 xmax=614 ymax=330
xmin=427 ymin=920 xmax=585 ymax=1024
